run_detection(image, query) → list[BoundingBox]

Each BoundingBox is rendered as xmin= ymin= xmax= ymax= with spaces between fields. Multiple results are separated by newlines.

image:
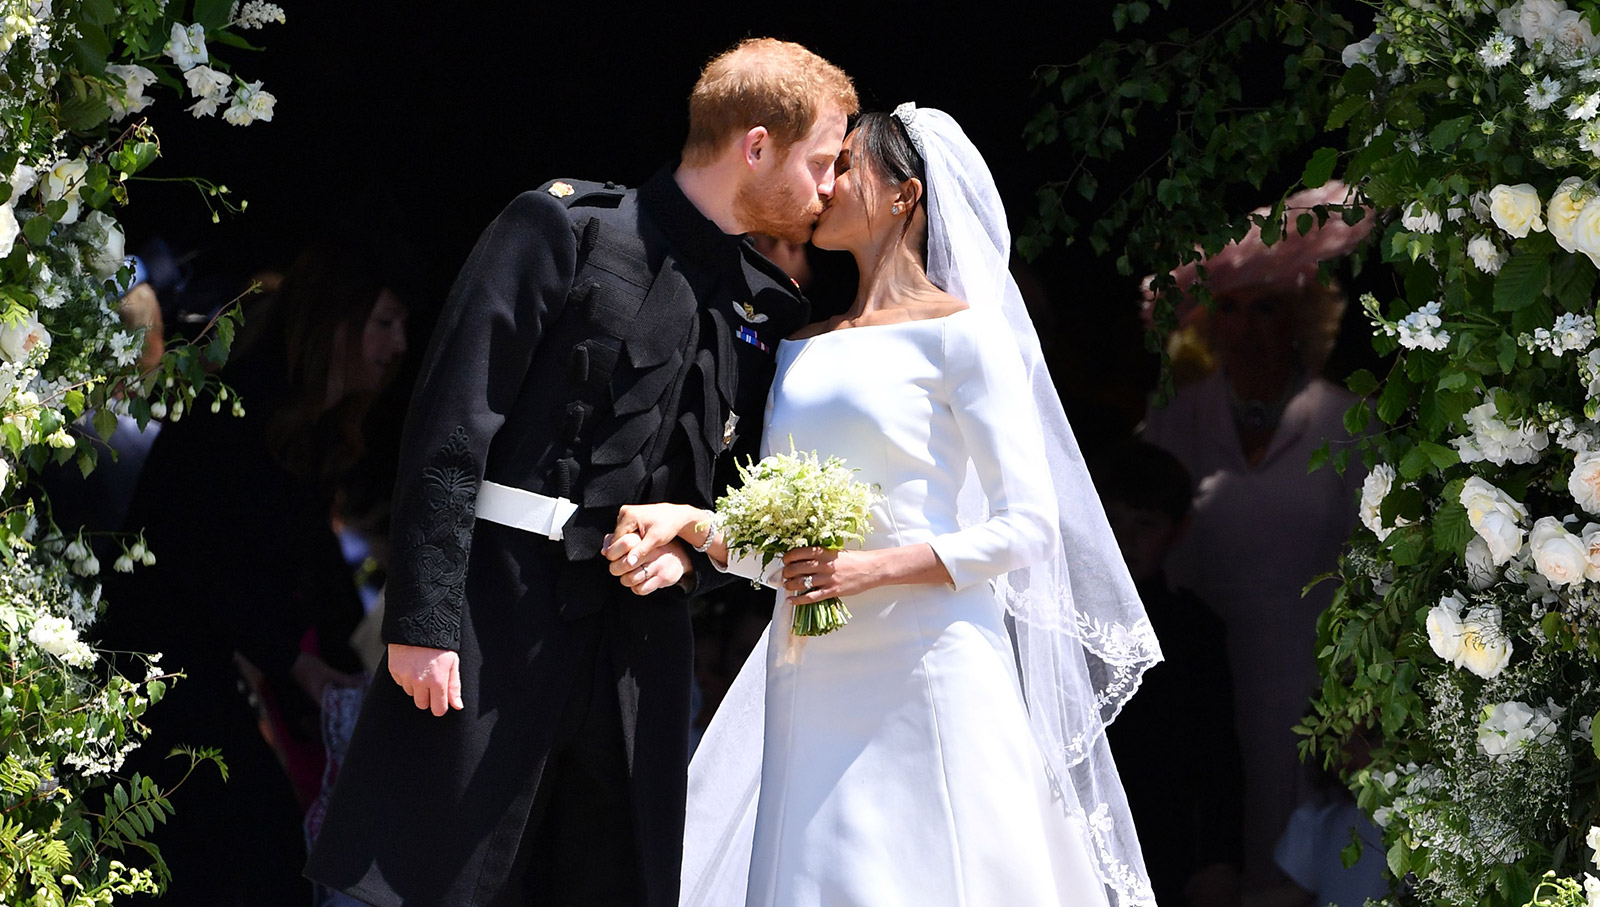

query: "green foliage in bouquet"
xmin=1028 ymin=0 xmax=1600 ymax=903
xmin=716 ymin=442 xmax=879 ymax=637
xmin=0 ymin=1 xmax=282 ymax=902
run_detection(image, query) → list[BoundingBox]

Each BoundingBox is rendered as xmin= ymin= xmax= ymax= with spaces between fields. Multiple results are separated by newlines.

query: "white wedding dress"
xmin=684 ymin=307 xmax=1113 ymax=907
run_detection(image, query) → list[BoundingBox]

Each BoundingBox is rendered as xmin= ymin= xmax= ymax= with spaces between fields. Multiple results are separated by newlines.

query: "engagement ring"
xmin=803 ymin=575 xmax=814 ymax=592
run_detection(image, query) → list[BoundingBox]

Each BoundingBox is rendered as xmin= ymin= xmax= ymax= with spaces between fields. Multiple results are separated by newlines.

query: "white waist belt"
xmin=475 ymin=481 xmax=579 ymax=541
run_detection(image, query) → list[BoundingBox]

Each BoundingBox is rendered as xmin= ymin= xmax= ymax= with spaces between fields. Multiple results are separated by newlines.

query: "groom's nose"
xmin=816 ymin=165 xmax=836 ymax=200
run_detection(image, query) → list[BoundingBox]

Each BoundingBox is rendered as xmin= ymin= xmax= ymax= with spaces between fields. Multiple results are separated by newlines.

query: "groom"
xmin=305 ymin=39 xmax=856 ymax=907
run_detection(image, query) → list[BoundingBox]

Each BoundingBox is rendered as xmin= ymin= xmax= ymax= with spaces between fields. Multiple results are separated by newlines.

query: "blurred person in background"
xmin=99 ymin=237 xmax=411 ymax=906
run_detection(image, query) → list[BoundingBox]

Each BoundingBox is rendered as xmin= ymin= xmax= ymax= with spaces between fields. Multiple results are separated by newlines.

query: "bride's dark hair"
xmin=851 ymin=111 xmax=928 ymax=259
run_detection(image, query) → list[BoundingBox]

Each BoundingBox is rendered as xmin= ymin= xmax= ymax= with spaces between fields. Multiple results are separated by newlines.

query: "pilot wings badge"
xmin=734 ymin=301 xmax=768 ymax=324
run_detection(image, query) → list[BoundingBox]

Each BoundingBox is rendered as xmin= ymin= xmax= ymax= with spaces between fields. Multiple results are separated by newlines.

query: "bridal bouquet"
xmin=715 ymin=443 xmax=878 ymax=637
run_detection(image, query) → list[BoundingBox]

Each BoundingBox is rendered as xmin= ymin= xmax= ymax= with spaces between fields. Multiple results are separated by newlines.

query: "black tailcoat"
xmin=305 ymin=169 xmax=807 ymax=906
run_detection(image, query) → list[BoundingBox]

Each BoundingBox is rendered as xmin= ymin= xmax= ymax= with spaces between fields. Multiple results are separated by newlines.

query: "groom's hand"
xmin=605 ymin=532 xmax=692 ymax=594
xmin=387 ymin=643 xmax=464 ymax=716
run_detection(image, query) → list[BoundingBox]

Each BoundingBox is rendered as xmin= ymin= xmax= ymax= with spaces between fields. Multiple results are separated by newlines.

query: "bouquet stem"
xmin=791 ymin=597 xmax=853 ymax=636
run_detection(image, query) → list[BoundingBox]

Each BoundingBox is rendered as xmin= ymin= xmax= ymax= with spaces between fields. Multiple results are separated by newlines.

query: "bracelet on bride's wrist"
xmin=691 ymin=513 xmax=722 ymax=553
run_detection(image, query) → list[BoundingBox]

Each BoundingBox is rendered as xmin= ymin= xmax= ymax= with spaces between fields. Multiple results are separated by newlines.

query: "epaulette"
xmin=537 ymin=178 xmax=628 ymax=209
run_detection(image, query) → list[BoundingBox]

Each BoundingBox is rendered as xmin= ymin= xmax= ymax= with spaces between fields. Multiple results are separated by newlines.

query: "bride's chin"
xmin=810 ymin=225 xmax=843 ymax=252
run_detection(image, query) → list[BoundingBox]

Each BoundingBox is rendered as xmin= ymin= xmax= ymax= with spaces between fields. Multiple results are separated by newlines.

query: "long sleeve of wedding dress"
xmin=927 ymin=307 xmax=1059 ymax=590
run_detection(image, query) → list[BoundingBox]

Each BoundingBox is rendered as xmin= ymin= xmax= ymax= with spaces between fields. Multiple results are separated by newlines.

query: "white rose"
xmin=1467 ymin=234 xmax=1508 ymax=273
xmin=1573 ymin=449 xmax=1600 ymax=514
xmin=10 ymin=162 xmax=37 ymax=199
xmin=1518 ymin=0 xmax=1571 ymax=43
xmin=1574 ymin=198 xmax=1600 ymax=268
xmin=1586 ymin=875 xmax=1600 ymax=907
xmin=0 ymin=457 xmax=9 ymax=494
xmin=162 ymin=22 xmax=209 ymax=72
xmin=1549 ymin=177 xmax=1588 ymax=252
xmin=42 ymin=158 xmax=88 ymax=225
xmin=1460 ymin=476 xmax=1530 ymax=564
xmin=79 ymin=210 xmax=124 ymax=280
xmin=1426 ymin=593 xmax=1467 ymax=663
xmin=1465 ymin=535 xmax=1500 ymax=589
xmin=1588 ymin=825 xmax=1600 ymax=859
xmin=1582 ymin=523 xmax=1600 ymax=581
xmin=1530 ymin=515 xmax=1589 ymax=586
xmin=0 ymin=202 xmax=16 ymax=258
xmin=0 ymin=311 xmax=50 ymax=364
xmin=1548 ymin=9 xmax=1600 ymax=59
xmin=1489 ymin=183 xmax=1547 ymax=238
xmin=1360 ymin=463 xmax=1401 ymax=539
xmin=1458 ymin=604 xmax=1514 ymax=678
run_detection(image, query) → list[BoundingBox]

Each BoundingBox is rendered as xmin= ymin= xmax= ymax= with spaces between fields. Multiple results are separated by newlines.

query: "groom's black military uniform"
xmin=305 ymin=168 xmax=807 ymax=906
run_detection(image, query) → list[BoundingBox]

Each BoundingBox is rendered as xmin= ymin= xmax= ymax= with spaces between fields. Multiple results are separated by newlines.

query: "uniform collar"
xmin=639 ymin=164 xmax=743 ymax=270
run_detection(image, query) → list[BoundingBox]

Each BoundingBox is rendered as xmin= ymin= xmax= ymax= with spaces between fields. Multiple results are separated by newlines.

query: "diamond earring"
xmin=891 ymin=204 xmax=903 ymax=215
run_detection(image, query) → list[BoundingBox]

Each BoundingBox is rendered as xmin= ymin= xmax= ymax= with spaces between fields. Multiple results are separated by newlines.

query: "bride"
xmin=606 ymin=104 xmax=1160 ymax=907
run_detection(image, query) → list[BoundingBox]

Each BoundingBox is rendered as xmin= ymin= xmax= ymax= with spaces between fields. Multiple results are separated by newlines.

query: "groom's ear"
xmin=742 ymin=126 xmax=772 ymax=170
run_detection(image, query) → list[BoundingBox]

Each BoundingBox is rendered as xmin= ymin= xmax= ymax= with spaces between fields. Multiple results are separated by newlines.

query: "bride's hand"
xmin=606 ymin=503 xmax=710 ymax=565
xmin=780 ymin=547 xmax=881 ymax=602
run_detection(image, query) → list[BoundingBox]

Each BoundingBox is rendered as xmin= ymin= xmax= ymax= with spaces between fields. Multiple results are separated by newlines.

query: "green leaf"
xmin=1308 ymin=442 xmax=1330 ymax=474
xmin=1419 ymin=441 xmax=1459 ymax=470
xmin=1301 ymin=147 xmax=1339 ymax=189
xmin=1326 ymin=95 xmax=1367 ymax=130
xmin=1432 ymin=499 xmax=1473 ymax=556
xmin=1345 ymin=368 xmax=1378 ymax=397
xmin=1378 ymin=372 xmax=1412 ymax=425
xmin=1492 ymin=250 xmax=1550 ymax=311
xmin=193 ymin=0 xmax=236 ymax=30
xmin=59 ymin=94 xmax=112 ymax=133
xmin=1344 ymin=399 xmax=1369 ymax=436
xmin=22 ymin=214 xmax=52 ymax=246
xmin=1399 ymin=445 xmax=1431 ymax=480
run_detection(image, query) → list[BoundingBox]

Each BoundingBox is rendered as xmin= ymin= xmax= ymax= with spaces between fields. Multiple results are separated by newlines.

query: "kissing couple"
xmin=306 ymin=37 xmax=1161 ymax=907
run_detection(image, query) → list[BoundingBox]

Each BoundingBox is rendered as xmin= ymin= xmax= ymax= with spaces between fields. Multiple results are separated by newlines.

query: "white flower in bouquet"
xmin=1480 ymin=30 xmax=1518 ymax=68
xmin=1396 ymin=300 xmax=1452 ymax=350
xmin=162 ymin=22 xmax=208 ymax=72
xmin=43 ymin=157 xmax=88 ymax=225
xmin=1489 ymin=183 xmax=1547 ymax=237
xmin=716 ymin=443 xmax=880 ymax=636
xmin=1459 ymin=604 xmax=1514 ymax=678
xmin=1466 ymin=535 xmax=1501 ymax=588
xmin=1586 ymin=874 xmax=1600 ymax=907
xmin=1402 ymin=202 xmax=1443 ymax=234
xmin=1546 ymin=8 xmax=1600 ymax=59
xmin=0 ymin=201 xmax=17 ymax=259
xmin=230 ymin=1 xmax=287 ymax=29
xmin=1527 ymin=76 xmax=1565 ymax=110
xmin=1582 ymin=522 xmax=1600 ymax=579
xmin=183 ymin=65 xmax=229 ymax=100
xmin=1453 ymin=396 xmax=1549 ymax=465
xmin=1530 ymin=515 xmax=1589 ymax=586
xmin=1478 ymin=700 xmax=1560 ymax=761
xmin=1572 ymin=450 xmax=1600 ymax=514
xmin=10 ymin=161 xmax=37 ymax=200
xmin=1427 ymin=593 xmax=1468 ymax=662
xmin=1548 ymin=177 xmax=1588 ymax=251
xmin=1467 ymin=234 xmax=1509 ymax=273
xmin=103 ymin=63 xmax=155 ymax=120
xmin=222 ymin=80 xmax=275 ymax=126
xmin=1343 ymin=32 xmax=1383 ymax=70
xmin=77 ymin=210 xmax=124 ymax=281
xmin=1571 ymin=93 xmax=1600 ymax=122
xmin=1587 ymin=825 xmax=1600 ymax=863
xmin=0 ymin=311 xmax=51 ymax=364
xmin=1360 ymin=463 xmax=1409 ymax=539
xmin=1461 ymin=476 xmax=1530 ymax=564
xmin=1572 ymin=196 xmax=1600 ymax=265
xmin=1501 ymin=0 xmax=1567 ymax=40
xmin=28 ymin=615 xmax=94 ymax=668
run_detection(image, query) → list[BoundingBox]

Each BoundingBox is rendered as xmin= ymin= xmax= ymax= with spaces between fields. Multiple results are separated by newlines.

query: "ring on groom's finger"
xmin=802 ymin=575 xmax=814 ymax=592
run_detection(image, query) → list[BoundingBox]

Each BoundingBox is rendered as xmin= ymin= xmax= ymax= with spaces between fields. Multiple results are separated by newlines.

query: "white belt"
xmin=475 ymin=481 xmax=578 ymax=541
